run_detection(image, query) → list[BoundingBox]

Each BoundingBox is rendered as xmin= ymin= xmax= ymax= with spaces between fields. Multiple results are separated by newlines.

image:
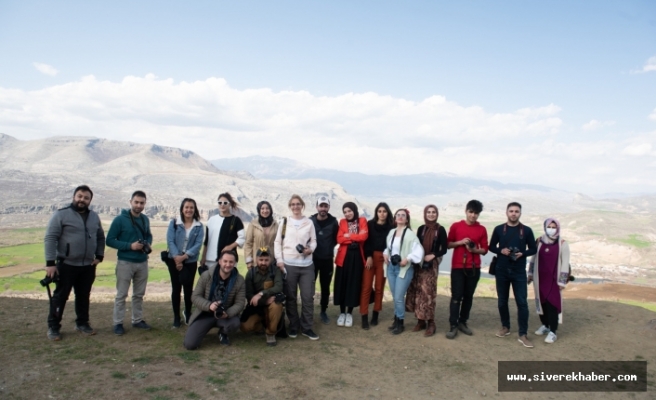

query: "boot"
xmin=362 ymin=315 xmax=370 ymax=330
xmin=412 ymin=319 xmax=426 ymax=332
xmin=392 ymin=318 xmax=405 ymax=335
xmin=424 ymin=320 xmax=436 ymax=337
xmin=388 ymin=316 xmax=398 ymax=331
xmin=371 ymin=311 xmax=379 ymax=326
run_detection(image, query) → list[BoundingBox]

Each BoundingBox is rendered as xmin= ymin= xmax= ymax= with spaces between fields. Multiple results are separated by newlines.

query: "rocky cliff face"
xmin=0 ymin=134 xmax=364 ymax=221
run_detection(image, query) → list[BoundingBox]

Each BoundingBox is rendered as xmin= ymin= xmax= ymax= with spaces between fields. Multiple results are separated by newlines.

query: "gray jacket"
xmin=44 ymin=205 xmax=105 ymax=266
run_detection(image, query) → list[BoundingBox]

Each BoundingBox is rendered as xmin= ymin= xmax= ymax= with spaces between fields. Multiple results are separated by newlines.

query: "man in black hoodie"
xmin=310 ymin=196 xmax=339 ymax=324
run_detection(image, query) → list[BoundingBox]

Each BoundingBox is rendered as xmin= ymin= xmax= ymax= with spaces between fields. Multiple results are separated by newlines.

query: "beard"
xmin=71 ymin=201 xmax=89 ymax=212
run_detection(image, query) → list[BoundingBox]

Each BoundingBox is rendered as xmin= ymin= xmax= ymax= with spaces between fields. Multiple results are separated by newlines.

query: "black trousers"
xmin=166 ymin=261 xmax=197 ymax=319
xmin=47 ymin=263 xmax=96 ymax=329
xmin=449 ymin=267 xmax=480 ymax=327
xmin=539 ymin=301 xmax=559 ymax=333
xmin=313 ymin=257 xmax=334 ymax=312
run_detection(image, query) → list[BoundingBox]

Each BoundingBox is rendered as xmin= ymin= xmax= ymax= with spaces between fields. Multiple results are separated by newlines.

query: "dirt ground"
xmin=1 ymin=291 xmax=654 ymax=400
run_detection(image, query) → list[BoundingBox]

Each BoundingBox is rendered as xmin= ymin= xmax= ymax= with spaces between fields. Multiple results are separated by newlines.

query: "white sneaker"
xmin=345 ymin=313 xmax=353 ymax=327
xmin=337 ymin=313 xmax=346 ymax=326
xmin=534 ymin=325 xmax=550 ymax=336
xmin=545 ymin=332 xmax=557 ymax=344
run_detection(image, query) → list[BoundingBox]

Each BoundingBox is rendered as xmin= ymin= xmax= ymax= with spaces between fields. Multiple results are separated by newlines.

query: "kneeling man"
xmin=241 ymin=247 xmax=284 ymax=346
xmin=184 ymin=251 xmax=245 ymax=349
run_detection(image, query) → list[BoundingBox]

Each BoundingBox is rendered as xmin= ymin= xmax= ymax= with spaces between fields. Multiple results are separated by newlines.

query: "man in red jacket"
xmin=446 ymin=200 xmax=488 ymax=339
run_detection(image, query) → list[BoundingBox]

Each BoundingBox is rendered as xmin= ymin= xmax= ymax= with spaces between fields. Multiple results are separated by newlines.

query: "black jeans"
xmin=166 ymin=261 xmax=197 ymax=319
xmin=313 ymin=257 xmax=334 ymax=312
xmin=495 ymin=266 xmax=529 ymax=336
xmin=449 ymin=267 xmax=480 ymax=327
xmin=47 ymin=263 xmax=96 ymax=329
xmin=539 ymin=301 xmax=559 ymax=333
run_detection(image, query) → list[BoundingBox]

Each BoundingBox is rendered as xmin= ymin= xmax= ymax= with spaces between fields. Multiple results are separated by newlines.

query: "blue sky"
xmin=0 ymin=1 xmax=655 ymax=194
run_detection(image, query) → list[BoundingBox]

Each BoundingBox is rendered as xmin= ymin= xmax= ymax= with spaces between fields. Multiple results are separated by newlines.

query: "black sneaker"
xmin=219 ymin=333 xmax=231 ymax=346
xmin=302 ymin=329 xmax=319 ymax=340
xmin=446 ymin=325 xmax=458 ymax=339
xmin=320 ymin=311 xmax=330 ymax=325
xmin=132 ymin=321 xmax=151 ymax=330
xmin=172 ymin=317 xmax=181 ymax=329
xmin=458 ymin=322 xmax=473 ymax=336
xmin=114 ymin=324 xmax=125 ymax=336
xmin=288 ymin=329 xmax=298 ymax=338
xmin=47 ymin=327 xmax=61 ymax=341
xmin=75 ymin=324 xmax=96 ymax=335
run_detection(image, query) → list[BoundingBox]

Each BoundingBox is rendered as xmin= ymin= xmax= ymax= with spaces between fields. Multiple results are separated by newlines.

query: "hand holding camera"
xmin=508 ymin=247 xmax=522 ymax=261
xmin=138 ymin=239 xmax=152 ymax=254
xmin=390 ymin=254 xmax=402 ymax=265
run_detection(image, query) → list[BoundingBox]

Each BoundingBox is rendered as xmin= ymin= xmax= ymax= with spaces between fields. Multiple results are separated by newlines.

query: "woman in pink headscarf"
xmin=528 ymin=218 xmax=570 ymax=344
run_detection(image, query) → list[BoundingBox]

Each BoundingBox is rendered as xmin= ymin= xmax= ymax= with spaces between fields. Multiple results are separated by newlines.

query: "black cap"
xmin=256 ymin=246 xmax=271 ymax=257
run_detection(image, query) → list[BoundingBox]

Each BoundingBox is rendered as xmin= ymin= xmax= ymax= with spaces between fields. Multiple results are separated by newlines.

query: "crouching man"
xmin=183 ymin=251 xmax=245 ymax=349
xmin=240 ymin=247 xmax=284 ymax=347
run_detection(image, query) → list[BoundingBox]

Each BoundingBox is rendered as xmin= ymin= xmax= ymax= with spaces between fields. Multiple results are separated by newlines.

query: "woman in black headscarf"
xmin=244 ymin=200 xmax=279 ymax=269
xmin=333 ymin=202 xmax=369 ymax=328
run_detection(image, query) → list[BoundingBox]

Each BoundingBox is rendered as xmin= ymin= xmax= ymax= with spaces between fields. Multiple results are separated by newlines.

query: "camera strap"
xmin=129 ymin=213 xmax=148 ymax=241
xmin=501 ymin=223 xmax=524 ymax=249
xmin=389 ymin=227 xmax=407 ymax=256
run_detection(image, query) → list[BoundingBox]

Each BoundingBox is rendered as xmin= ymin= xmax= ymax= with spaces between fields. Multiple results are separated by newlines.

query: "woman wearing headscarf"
xmin=405 ymin=204 xmax=448 ymax=337
xmin=360 ymin=202 xmax=394 ymax=329
xmin=528 ymin=218 xmax=570 ymax=344
xmin=244 ymin=201 xmax=279 ymax=269
xmin=384 ymin=208 xmax=424 ymax=335
xmin=334 ymin=202 xmax=369 ymax=328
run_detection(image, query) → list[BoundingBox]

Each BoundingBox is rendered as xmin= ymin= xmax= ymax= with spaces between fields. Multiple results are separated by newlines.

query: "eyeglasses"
xmin=218 ymin=201 xmax=230 ymax=205
xmin=290 ymin=203 xmax=302 ymax=206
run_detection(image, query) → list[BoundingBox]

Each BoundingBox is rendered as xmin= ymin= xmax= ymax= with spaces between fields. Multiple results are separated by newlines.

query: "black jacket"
xmin=309 ymin=213 xmax=339 ymax=260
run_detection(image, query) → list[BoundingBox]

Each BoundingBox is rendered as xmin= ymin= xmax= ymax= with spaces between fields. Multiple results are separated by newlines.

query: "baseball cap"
xmin=317 ymin=196 xmax=330 ymax=206
xmin=256 ymin=246 xmax=271 ymax=257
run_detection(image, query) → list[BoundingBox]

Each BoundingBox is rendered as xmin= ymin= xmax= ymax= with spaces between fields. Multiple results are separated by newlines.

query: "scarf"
xmin=342 ymin=201 xmax=359 ymax=221
xmin=257 ymin=201 xmax=274 ymax=228
xmin=210 ymin=267 xmax=238 ymax=304
xmin=422 ymin=204 xmax=439 ymax=251
xmin=540 ymin=217 xmax=560 ymax=245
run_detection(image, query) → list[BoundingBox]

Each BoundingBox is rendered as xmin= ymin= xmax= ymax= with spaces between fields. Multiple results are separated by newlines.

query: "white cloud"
xmin=582 ymin=119 xmax=615 ymax=131
xmin=621 ymin=143 xmax=652 ymax=156
xmin=0 ymin=74 xmax=653 ymax=193
xmin=632 ymin=56 xmax=656 ymax=74
xmin=32 ymin=62 xmax=59 ymax=76
xmin=650 ymin=108 xmax=656 ymax=121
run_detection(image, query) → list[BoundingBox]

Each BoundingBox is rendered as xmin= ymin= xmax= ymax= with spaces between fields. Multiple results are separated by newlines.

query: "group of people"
xmin=43 ymin=186 xmax=571 ymax=350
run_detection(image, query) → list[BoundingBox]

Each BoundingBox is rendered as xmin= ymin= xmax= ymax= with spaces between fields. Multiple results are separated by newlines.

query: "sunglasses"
xmin=218 ymin=201 xmax=230 ymax=205
xmin=290 ymin=203 xmax=302 ymax=206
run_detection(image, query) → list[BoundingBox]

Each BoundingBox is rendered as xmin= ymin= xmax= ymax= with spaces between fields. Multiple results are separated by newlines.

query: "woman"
xmin=244 ymin=201 xmax=279 ymax=269
xmin=334 ymin=202 xmax=369 ymax=328
xmin=384 ymin=209 xmax=424 ymax=335
xmin=274 ymin=194 xmax=319 ymax=340
xmin=361 ymin=202 xmax=394 ymax=329
xmin=528 ymin=218 xmax=570 ymax=344
xmin=166 ymin=198 xmax=204 ymax=328
xmin=200 ymin=193 xmax=245 ymax=271
xmin=405 ymin=205 xmax=447 ymax=336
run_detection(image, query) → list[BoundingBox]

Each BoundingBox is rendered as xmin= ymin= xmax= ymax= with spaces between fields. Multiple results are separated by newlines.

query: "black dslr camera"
xmin=40 ymin=274 xmax=59 ymax=287
xmin=138 ymin=239 xmax=152 ymax=254
xmin=295 ymin=244 xmax=305 ymax=254
xmin=467 ymin=241 xmax=476 ymax=249
xmin=214 ymin=303 xmax=226 ymax=318
xmin=390 ymin=254 xmax=402 ymax=265
xmin=509 ymin=247 xmax=521 ymax=261
xmin=421 ymin=261 xmax=433 ymax=270
xmin=274 ymin=292 xmax=286 ymax=304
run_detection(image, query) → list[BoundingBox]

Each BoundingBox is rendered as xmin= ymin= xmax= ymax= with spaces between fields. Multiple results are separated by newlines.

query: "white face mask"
xmin=546 ymin=228 xmax=557 ymax=237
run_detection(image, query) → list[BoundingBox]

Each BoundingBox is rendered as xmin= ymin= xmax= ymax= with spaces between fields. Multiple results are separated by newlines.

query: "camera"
xmin=40 ymin=274 xmax=59 ymax=287
xmin=214 ymin=303 xmax=226 ymax=318
xmin=138 ymin=239 xmax=152 ymax=254
xmin=421 ymin=261 xmax=433 ymax=270
xmin=467 ymin=241 xmax=476 ymax=249
xmin=295 ymin=244 xmax=305 ymax=254
xmin=509 ymin=247 xmax=521 ymax=261
xmin=274 ymin=292 xmax=286 ymax=304
xmin=390 ymin=254 xmax=402 ymax=265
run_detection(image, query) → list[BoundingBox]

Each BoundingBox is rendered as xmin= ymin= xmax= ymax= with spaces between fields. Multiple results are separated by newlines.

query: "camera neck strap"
xmin=501 ymin=222 xmax=523 ymax=249
xmin=129 ymin=213 xmax=147 ymax=240
xmin=390 ymin=227 xmax=408 ymax=256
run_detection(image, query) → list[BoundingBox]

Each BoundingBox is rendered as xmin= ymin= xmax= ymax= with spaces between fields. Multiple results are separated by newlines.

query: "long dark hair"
xmin=218 ymin=192 xmax=240 ymax=210
xmin=371 ymin=202 xmax=394 ymax=227
xmin=257 ymin=200 xmax=274 ymax=227
xmin=180 ymin=198 xmax=200 ymax=222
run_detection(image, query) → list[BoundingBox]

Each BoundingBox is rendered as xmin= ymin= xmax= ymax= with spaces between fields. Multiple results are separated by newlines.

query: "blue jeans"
xmin=387 ymin=263 xmax=414 ymax=319
xmin=495 ymin=266 xmax=529 ymax=336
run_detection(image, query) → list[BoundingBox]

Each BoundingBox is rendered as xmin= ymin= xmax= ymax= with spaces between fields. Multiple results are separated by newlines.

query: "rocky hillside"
xmin=0 ymin=134 xmax=362 ymax=220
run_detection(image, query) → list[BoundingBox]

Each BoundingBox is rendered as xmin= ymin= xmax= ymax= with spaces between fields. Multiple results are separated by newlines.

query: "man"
xmin=184 ymin=251 xmax=246 ymax=349
xmin=44 ymin=185 xmax=105 ymax=341
xmin=240 ymin=247 xmax=284 ymax=346
xmin=309 ymin=195 xmax=339 ymax=324
xmin=446 ymin=200 xmax=488 ymax=339
xmin=106 ymin=190 xmax=153 ymax=335
xmin=490 ymin=202 xmax=537 ymax=348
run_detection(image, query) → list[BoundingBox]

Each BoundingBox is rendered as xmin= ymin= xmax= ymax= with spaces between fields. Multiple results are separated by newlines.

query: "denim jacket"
xmin=167 ymin=218 xmax=204 ymax=262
